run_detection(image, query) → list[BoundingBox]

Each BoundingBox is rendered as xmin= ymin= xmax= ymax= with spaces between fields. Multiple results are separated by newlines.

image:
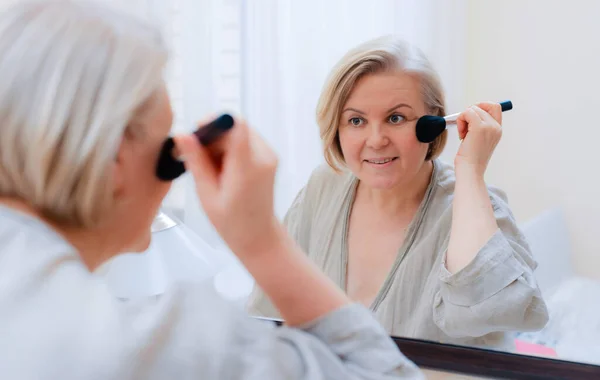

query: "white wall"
xmin=461 ymin=0 xmax=600 ymax=279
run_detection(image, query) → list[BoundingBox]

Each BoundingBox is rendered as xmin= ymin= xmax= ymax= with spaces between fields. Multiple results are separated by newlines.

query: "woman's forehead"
xmin=344 ymin=72 xmax=422 ymax=112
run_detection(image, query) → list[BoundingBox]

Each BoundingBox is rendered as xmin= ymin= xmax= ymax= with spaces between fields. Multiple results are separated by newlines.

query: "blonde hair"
xmin=316 ymin=35 xmax=447 ymax=171
xmin=0 ymin=1 xmax=168 ymax=227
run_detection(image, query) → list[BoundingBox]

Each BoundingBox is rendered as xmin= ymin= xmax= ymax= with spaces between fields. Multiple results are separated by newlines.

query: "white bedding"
xmin=533 ymin=276 xmax=600 ymax=364
xmin=518 ymin=208 xmax=600 ymax=365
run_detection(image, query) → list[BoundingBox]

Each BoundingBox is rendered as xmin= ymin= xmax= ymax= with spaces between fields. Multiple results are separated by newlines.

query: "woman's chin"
xmin=360 ymin=175 xmax=401 ymax=190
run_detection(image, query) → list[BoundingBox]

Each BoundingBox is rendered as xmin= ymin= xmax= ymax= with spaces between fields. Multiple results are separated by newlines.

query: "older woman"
xmin=0 ymin=2 xmax=422 ymax=379
xmin=248 ymin=35 xmax=549 ymax=350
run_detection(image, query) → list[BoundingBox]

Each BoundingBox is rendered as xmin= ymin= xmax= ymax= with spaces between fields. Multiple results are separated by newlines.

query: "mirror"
xmin=234 ymin=0 xmax=600 ymax=369
xmin=97 ymin=0 xmax=600 ymax=374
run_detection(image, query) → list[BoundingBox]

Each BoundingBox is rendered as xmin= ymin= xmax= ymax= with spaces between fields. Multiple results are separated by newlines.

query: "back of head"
xmin=317 ymin=35 xmax=447 ymax=171
xmin=0 ymin=0 xmax=168 ymax=227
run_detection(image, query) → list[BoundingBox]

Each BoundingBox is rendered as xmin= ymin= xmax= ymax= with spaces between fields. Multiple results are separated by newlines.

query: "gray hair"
xmin=0 ymin=1 xmax=168 ymax=226
xmin=316 ymin=35 xmax=447 ymax=172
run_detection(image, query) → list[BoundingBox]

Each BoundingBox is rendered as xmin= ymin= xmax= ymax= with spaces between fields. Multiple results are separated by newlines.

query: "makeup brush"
xmin=415 ymin=100 xmax=513 ymax=143
xmin=155 ymin=114 xmax=235 ymax=181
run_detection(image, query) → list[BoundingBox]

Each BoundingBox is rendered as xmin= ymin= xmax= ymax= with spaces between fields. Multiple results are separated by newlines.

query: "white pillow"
xmin=519 ymin=208 xmax=574 ymax=297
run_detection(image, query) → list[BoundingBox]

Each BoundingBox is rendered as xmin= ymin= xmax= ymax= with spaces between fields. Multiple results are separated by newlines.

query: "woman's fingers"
xmin=174 ymin=134 xmax=218 ymax=200
xmin=456 ymin=107 xmax=482 ymax=140
xmin=474 ymin=101 xmax=502 ymax=125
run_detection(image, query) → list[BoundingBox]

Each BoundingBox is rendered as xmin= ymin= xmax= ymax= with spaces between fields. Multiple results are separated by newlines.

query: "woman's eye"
xmin=388 ymin=114 xmax=405 ymax=124
xmin=349 ymin=117 xmax=364 ymax=126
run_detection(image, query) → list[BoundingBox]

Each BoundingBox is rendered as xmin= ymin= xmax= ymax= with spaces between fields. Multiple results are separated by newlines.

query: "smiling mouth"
xmin=364 ymin=157 xmax=398 ymax=164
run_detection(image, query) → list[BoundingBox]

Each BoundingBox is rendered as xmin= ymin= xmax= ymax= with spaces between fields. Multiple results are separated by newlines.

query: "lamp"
xmin=99 ymin=211 xmax=254 ymax=304
xmin=100 ymin=211 xmax=220 ymax=299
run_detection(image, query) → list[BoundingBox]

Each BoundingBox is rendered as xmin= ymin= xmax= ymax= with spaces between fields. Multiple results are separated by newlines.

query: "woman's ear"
xmin=112 ymin=134 xmax=131 ymax=200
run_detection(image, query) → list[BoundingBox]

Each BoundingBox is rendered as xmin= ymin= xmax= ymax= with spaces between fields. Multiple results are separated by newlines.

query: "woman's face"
xmin=338 ymin=71 xmax=431 ymax=190
xmin=111 ymin=84 xmax=174 ymax=253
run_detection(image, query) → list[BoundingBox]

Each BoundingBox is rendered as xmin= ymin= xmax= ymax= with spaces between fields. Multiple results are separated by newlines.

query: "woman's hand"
xmin=174 ymin=117 xmax=280 ymax=257
xmin=455 ymin=102 xmax=503 ymax=178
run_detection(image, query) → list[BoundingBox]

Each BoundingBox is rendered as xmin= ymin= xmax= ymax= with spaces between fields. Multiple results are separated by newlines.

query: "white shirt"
xmin=0 ymin=205 xmax=422 ymax=379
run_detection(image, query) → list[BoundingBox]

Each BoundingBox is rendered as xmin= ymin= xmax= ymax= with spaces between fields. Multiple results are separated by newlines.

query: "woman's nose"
xmin=365 ymin=125 xmax=390 ymax=149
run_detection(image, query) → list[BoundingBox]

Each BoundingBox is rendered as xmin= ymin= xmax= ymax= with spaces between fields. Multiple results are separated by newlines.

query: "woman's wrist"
xmin=454 ymin=161 xmax=487 ymax=184
xmin=228 ymin=215 xmax=284 ymax=260
xmin=240 ymin=217 xmax=350 ymax=325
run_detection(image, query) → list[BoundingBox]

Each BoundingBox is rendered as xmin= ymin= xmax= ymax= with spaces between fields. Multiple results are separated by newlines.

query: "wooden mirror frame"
xmin=255 ymin=317 xmax=600 ymax=380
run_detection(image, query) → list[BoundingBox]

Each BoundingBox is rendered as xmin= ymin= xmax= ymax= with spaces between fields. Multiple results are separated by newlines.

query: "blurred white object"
xmin=213 ymin=259 xmax=255 ymax=308
xmin=99 ymin=212 xmax=218 ymax=299
xmin=98 ymin=211 xmax=254 ymax=303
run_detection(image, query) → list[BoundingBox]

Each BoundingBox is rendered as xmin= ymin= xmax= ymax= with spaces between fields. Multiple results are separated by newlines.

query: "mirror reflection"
xmin=247 ymin=33 xmax=549 ymax=354
xmin=99 ymin=0 xmax=600 ymax=370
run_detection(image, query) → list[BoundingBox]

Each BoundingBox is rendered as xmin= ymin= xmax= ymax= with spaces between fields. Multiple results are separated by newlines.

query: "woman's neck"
xmin=0 ymin=197 xmax=120 ymax=271
xmin=355 ymin=160 xmax=434 ymax=217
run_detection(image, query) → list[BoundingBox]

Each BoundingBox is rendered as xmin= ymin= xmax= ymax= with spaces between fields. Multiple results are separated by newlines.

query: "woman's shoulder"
xmin=0 ymin=206 xmax=77 ymax=260
xmin=284 ymin=163 xmax=353 ymax=229
xmin=302 ymin=163 xmax=355 ymax=203
xmin=308 ymin=162 xmax=353 ymax=185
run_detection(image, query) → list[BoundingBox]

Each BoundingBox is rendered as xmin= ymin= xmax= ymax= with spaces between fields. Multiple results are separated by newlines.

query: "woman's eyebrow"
xmin=386 ymin=103 xmax=413 ymax=113
xmin=342 ymin=104 xmax=414 ymax=114
xmin=342 ymin=107 xmax=365 ymax=115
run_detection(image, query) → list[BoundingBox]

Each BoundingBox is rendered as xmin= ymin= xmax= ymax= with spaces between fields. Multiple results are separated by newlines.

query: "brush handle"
xmin=444 ymin=100 xmax=513 ymax=125
xmin=155 ymin=113 xmax=235 ymax=181
xmin=193 ymin=114 xmax=235 ymax=146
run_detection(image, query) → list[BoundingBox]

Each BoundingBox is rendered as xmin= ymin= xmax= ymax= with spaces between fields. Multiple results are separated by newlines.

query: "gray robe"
xmin=248 ymin=160 xmax=549 ymax=350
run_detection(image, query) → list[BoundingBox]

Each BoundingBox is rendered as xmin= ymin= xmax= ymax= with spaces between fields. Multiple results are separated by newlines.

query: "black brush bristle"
xmin=416 ymin=115 xmax=446 ymax=143
xmin=156 ymin=137 xmax=185 ymax=181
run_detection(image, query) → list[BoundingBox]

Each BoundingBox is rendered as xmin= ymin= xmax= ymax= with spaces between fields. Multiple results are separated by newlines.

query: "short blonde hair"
xmin=0 ymin=1 xmax=168 ymax=227
xmin=316 ymin=35 xmax=447 ymax=171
